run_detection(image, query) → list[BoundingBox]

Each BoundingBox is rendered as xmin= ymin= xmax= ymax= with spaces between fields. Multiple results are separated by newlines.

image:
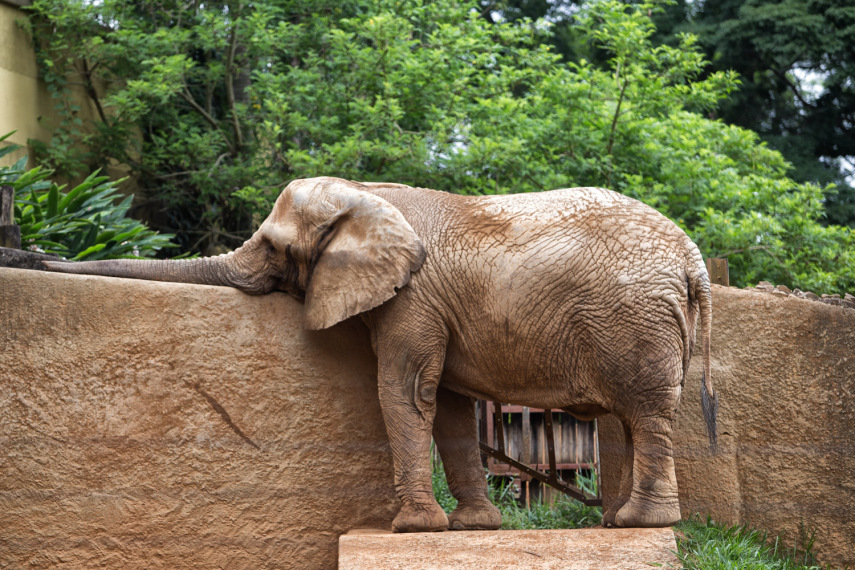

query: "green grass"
xmin=431 ymin=451 xmax=601 ymax=530
xmin=431 ymin=456 xmax=836 ymax=569
xmin=674 ymin=516 xmax=831 ymax=570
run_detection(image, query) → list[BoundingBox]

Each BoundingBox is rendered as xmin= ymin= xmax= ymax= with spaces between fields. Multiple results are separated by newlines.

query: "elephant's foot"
xmin=602 ymin=496 xmax=630 ymax=528
xmin=392 ymin=502 xmax=449 ymax=533
xmin=448 ymin=498 xmax=502 ymax=530
xmin=614 ymin=494 xmax=680 ymax=528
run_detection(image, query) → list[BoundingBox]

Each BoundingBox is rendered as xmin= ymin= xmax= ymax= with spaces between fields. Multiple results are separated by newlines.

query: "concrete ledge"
xmin=339 ymin=528 xmax=679 ymax=569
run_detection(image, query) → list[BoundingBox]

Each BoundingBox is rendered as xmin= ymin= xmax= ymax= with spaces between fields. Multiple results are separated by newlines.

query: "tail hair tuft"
xmin=701 ymin=373 xmax=719 ymax=453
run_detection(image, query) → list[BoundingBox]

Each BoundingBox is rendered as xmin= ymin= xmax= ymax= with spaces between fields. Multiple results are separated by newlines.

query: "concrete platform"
xmin=339 ymin=527 xmax=679 ymax=569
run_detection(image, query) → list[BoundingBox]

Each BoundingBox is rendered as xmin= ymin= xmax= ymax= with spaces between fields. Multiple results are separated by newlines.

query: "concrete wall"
xmin=3 ymin=270 xmax=854 ymax=567
xmin=600 ymin=285 xmax=855 ymax=568
xmin=0 ymin=268 xmax=398 ymax=569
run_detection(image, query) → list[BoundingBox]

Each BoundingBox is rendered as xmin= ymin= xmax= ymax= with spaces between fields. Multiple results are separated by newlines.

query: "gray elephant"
xmin=45 ymin=176 xmax=717 ymax=532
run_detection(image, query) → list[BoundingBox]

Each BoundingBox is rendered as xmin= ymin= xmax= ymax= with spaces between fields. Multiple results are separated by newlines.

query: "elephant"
xmin=45 ymin=176 xmax=717 ymax=532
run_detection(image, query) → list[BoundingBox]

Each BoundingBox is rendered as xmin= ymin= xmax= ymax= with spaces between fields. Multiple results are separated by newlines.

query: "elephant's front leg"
xmin=378 ymin=351 xmax=449 ymax=533
xmin=433 ymin=387 xmax=502 ymax=530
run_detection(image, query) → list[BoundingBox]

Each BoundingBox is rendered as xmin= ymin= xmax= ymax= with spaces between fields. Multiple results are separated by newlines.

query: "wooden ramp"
xmin=339 ymin=527 xmax=679 ymax=569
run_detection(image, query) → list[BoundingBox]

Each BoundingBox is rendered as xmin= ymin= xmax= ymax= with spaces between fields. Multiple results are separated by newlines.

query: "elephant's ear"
xmin=303 ymin=186 xmax=425 ymax=330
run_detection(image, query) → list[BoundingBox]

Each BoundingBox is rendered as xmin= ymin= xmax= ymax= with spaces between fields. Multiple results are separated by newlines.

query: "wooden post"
xmin=1 ymin=184 xmax=21 ymax=249
xmin=705 ymin=257 xmax=729 ymax=286
xmin=521 ymin=406 xmax=531 ymax=465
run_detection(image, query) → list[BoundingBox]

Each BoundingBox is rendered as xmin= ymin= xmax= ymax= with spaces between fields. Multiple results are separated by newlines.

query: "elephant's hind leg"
xmin=602 ymin=419 xmax=635 ymax=528
xmin=433 ymin=388 xmax=502 ymax=530
xmin=613 ymin=385 xmax=682 ymax=528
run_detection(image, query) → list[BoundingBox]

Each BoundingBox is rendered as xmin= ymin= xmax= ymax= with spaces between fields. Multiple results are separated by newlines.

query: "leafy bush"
xmin=1 ymin=134 xmax=175 ymax=260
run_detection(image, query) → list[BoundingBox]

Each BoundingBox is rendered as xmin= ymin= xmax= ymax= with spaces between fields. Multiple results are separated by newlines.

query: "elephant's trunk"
xmin=43 ymin=236 xmax=265 ymax=293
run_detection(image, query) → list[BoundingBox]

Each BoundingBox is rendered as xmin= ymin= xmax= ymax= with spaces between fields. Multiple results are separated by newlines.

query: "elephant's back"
xmin=368 ymin=184 xmax=700 ymax=406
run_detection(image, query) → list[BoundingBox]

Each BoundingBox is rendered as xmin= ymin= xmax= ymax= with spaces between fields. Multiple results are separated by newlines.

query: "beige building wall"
xmin=0 ymin=0 xmax=100 ymax=167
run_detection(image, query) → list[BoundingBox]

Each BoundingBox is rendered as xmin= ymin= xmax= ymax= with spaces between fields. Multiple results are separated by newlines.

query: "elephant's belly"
xmin=440 ymin=342 xmax=599 ymax=410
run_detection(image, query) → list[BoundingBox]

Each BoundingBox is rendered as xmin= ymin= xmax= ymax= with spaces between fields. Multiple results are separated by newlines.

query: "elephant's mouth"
xmin=282 ymin=286 xmax=306 ymax=302
xmin=275 ymin=270 xmax=305 ymax=301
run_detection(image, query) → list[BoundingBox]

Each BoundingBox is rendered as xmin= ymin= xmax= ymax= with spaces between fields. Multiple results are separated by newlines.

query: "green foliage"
xmin=652 ymin=0 xmax=855 ymax=229
xmin=1 ymin=135 xmax=175 ymax=260
xmin=490 ymin=470 xmax=602 ymax=530
xmin=24 ymin=0 xmax=272 ymax=253
xmin=22 ymin=0 xmax=855 ymax=293
xmin=431 ymin=450 xmax=602 ymax=530
xmin=674 ymin=515 xmax=827 ymax=570
xmin=491 ymin=0 xmax=855 ymax=230
xmin=430 ymin=445 xmax=459 ymax=514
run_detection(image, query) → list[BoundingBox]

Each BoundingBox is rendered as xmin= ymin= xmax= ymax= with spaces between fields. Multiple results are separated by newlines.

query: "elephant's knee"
xmin=418 ymin=379 xmax=438 ymax=408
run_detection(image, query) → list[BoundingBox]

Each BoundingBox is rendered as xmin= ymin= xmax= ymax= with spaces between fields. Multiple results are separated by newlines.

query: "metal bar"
xmin=479 ymin=442 xmax=601 ymax=506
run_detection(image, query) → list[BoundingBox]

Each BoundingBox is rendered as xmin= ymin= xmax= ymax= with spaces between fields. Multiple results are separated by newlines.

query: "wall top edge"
xmin=1 ymin=0 xmax=32 ymax=8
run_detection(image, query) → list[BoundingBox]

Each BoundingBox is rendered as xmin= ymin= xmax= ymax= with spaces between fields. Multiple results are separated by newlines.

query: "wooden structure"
xmin=1 ymin=184 xmax=20 ymax=249
xmin=705 ymin=257 xmax=729 ymax=286
xmin=478 ymin=402 xmax=598 ymax=506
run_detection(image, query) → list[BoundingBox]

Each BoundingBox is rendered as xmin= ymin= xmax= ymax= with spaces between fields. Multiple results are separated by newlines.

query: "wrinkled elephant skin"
xmin=45 ymin=177 xmax=717 ymax=532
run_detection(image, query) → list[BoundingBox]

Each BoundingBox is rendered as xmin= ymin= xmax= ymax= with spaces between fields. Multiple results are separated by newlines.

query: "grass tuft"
xmin=431 ymin=450 xmax=601 ymax=529
xmin=674 ymin=515 xmax=833 ymax=570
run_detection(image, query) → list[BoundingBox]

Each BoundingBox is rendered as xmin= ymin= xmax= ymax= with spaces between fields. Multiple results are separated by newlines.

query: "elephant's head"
xmin=44 ymin=177 xmax=426 ymax=330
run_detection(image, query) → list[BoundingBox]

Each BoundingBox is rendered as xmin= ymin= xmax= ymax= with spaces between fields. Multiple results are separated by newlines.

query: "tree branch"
xmin=607 ymin=71 xmax=628 ymax=157
xmin=718 ymin=245 xmax=772 ymax=258
xmin=605 ymin=64 xmax=629 ymax=187
xmin=771 ymin=67 xmax=816 ymax=111
xmin=224 ymin=22 xmax=244 ymax=154
xmin=81 ymin=58 xmax=110 ymax=126
xmin=179 ymin=89 xmax=235 ymax=154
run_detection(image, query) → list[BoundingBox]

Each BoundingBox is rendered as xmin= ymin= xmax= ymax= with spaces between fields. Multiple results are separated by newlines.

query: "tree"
xmin=653 ymin=0 xmax=855 ymax=228
xmin=23 ymin=0 xmax=855 ymax=294
xmin=483 ymin=0 xmax=855 ymax=229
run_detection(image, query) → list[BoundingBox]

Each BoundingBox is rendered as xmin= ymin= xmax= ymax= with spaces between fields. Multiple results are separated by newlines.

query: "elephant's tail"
xmin=691 ymin=259 xmax=718 ymax=453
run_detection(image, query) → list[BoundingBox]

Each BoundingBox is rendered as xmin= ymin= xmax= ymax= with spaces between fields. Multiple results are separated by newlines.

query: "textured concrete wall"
xmin=0 ymin=268 xmax=398 ymax=569
xmin=4 ymin=269 xmax=854 ymax=567
xmin=600 ymin=285 xmax=855 ymax=567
